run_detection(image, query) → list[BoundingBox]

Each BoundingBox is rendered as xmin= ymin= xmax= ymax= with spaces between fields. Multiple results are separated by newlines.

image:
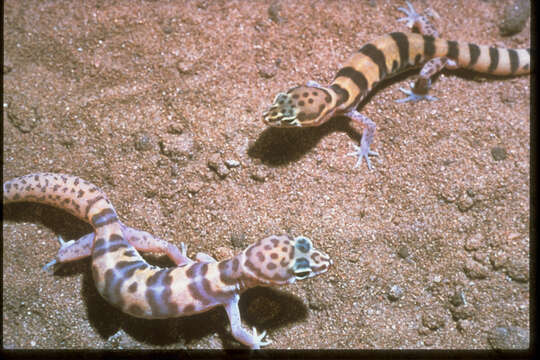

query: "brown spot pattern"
xmin=128 ymin=282 xmax=138 ymax=293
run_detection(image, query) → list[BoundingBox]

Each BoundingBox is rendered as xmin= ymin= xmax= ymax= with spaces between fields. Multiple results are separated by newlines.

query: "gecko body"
xmin=3 ymin=173 xmax=332 ymax=349
xmin=262 ymin=2 xmax=530 ymax=169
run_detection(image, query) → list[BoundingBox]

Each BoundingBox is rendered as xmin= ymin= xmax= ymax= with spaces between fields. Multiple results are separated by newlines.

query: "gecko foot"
xmin=397 ymin=1 xmax=423 ymax=29
xmin=42 ymin=259 xmax=58 ymax=273
xmin=347 ymin=144 xmax=379 ymax=170
xmin=250 ymin=327 xmax=272 ymax=349
xmin=42 ymin=235 xmax=74 ymax=273
xmin=395 ymin=83 xmax=438 ymax=103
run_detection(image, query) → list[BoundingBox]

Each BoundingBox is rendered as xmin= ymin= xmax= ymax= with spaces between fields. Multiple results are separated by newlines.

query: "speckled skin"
xmin=262 ymin=2 xmax=530 ymax=169
xmin=3 ymin=173 xmax=332 ymax=349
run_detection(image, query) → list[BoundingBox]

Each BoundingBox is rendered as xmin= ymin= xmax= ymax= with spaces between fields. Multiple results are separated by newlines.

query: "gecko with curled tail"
xmin=3 ymin=172 xmax=332 ymax=349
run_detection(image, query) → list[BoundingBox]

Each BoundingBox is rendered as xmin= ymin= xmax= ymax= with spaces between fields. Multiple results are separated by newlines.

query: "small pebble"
xmin=387 ymin=285 xmax=403 ymax=301
xmin=134 ymin=132 xmax=153 ymax=151
xmin=207 ymin=154 xmax=229 ymax=179
xmin=491 ymin=146 xmax=507 ymax=161
xmin=449 ymin=290 xmax=466 ymax=307
xmin=224 ymin=159 xmax=240 ymax=168
xmin=257 ymin=64 xmax=277 ymax=79
xmin=397 ymin=245 xmax=410 ymax=259
xmin=499 ymin=0 xmax=530 ymax=36
xmin=268 ymin=1 xmax=285 ymax=23
xmin=159 ymin=133 xmax=196 ymax=162
xmin=176 ymin=60 xmax=195 ymax=74
xmin=186 ymin=181 xmax=204 ymax=194
xmin=457 ymin=192 xmax=474 ymax=212
xmin=7 ymin=103 xmax=41 ymax=133
xmin=167 ymin=123 xmax=184 ymax=134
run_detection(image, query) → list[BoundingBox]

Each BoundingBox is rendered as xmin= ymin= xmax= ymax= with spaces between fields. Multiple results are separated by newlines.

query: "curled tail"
xmin=3 ymin=173 xmax=118 ymax=228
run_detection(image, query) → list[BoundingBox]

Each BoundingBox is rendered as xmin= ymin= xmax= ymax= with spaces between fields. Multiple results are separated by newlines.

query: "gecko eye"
xmin=294 ymin=269 xmax=313 ymax=280
xmin=292 ymin=257 xmax=313 ymax=280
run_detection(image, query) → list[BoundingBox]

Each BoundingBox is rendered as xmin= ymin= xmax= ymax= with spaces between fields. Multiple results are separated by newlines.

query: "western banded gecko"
xmin=3 ymin=173 xmax=332 ymax=349
xmin=262 ymin=2 xmax=530 ymax=169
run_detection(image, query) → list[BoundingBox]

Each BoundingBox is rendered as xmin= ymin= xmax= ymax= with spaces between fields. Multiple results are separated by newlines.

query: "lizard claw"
xmin=43 ymin=235 xmax=74 ymax=273
xmin=396 ymin=85 xmax=438 ymax=103
xmin=251 ymin=327 xmax=272 ymax=349
xmin=347 ymin=144 xmax=379 ymax=170
xmin=397 ymin=1 xmax=421 ymax=28
xmin=57 ymin=235 xmax=76 ymax=249
xmin=42 ymin=258 xmax=58 ymax=273
xmin=180 ymin=242 xmax=188 ymax=257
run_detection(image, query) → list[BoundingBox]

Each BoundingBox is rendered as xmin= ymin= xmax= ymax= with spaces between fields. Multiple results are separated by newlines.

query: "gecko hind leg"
xmin=345 ymin=109 xmax=379 ymax=170
xmin=395 ymin=58 xmax=458 ymax=103
xmin=44 ymin=223 xmax=194 ymax=272
xmin=42 ymin=233 xmax=94 ymax=273
xmin=119 ymin=223 xmax=194 ymax=266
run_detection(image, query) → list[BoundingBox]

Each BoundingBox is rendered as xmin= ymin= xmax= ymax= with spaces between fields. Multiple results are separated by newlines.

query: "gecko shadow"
xmin=248 ymin=118 xmax=363 ymax=167
xmin=3 ymin=202 xmax=94 ymax=246
xmin=4 ymin=202 xmax=310 ymax=348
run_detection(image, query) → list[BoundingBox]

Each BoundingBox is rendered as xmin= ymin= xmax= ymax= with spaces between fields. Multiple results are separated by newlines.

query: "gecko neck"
xmin=216 ymin=252 xmax=261 ymax=294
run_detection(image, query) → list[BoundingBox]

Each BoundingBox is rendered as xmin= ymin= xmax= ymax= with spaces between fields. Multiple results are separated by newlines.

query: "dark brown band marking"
xmin=186 ymin=262 xmax=209 ymax=279
xmin=92 ymin=234 xmax=129 ymax=259
xmin=84 ymin=195 xmax=105 ymax=219
xmin=91 ymin=208 xmax=118 ymax=228
xmin=103 ymin=268 xmax=125 ymax=309
xmin=334 ymin=66 xmax=368 ymax=96
xmin=202 ymin=278 xmax=233 ymax=301
xmin=187 ymin=281 xmax=211 ymax=306
xmin=423 ymin=35 xmax=436 ymax=59
xmin=145 ymin=268 xmax=178 ymax=317
xmin=359 ymin=43 xmax=388 ymax=80
xmin=446 ymin=40 xmax=459 ymax=61
xmin=488 ymin=47 xmax=499 ymax=73
xmin=330 ymin=84 xmax=349 ymax=107
xmin=508 ymin=49 xmax=519 ymax=74
xmin=389 ymin=32 xmax=410 ymax=73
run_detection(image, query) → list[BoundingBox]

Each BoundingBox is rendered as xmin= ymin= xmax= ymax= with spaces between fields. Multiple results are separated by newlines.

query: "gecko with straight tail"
xmin=3 ymin=173 xmax=332 ymax=349
xmin=262 ymin=2 xmax=530 ymax=169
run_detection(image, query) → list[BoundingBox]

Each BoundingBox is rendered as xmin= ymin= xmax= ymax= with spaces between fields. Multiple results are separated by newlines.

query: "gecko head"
xmin=262 ymin=85 xmax=337 ymax=127
xmin=242 ymin=235 xmax=332 ymax=286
